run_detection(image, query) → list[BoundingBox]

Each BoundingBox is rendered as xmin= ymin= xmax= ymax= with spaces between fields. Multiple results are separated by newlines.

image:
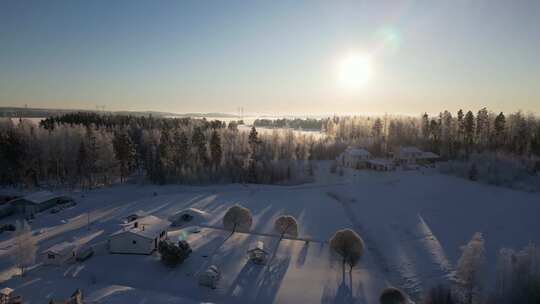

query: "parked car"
xmin=199 ymin=265 xmax=221 ymax=289
xmin=0 ymin=224 xmax=16 ymax=232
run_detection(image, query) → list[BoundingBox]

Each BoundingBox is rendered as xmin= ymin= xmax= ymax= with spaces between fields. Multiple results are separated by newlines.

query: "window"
xmin=48 ymin=253 xmax=55 ymax=259
xmin=132 ymin=240 xmax=137 ymax=245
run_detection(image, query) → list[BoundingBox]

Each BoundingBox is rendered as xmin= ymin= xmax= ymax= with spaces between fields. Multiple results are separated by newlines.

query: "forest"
xmin=1 ymin=108 xmax=540 ymax=189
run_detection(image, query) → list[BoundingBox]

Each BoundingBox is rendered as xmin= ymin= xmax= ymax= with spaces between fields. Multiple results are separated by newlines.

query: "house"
xmin=337 ymin=147 xmax=372 ymax=169
xmin=168 ymin=208 xmax=210 ymax=227
xmin=43 ymin=242 xmax=76 ymax=265
xmin=247 ymin=241 xmax=268 ymax=264
xmin=9 ymin=191 xmax=73 ymax=217
xmin=109 ymin=215 xmax=170 ymax=255
xmin=394 ymin=146 xmax=439 ymax=168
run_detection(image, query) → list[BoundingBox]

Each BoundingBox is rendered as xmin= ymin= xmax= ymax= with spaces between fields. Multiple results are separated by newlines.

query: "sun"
xmin=337 ymin=53 xmax=372 ymax=90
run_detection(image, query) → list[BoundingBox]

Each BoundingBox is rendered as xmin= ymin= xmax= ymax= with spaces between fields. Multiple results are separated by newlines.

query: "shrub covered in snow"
xmin=223 ymin=205 xmax=252 ymax=234
xmin=422 ymin=285 xmax=456 ymax=304
xmin=455 ymin=232 xmax=486 ymax=304
xmin=158 ymin=240 xmax=192 ymax=266
xmin=439 ymin=153 xmax=540 ymax=191
xmin=488 ymin=243 xmax=540 ymax=304
xmin=379 ymin=287 xmax=408 ymax=304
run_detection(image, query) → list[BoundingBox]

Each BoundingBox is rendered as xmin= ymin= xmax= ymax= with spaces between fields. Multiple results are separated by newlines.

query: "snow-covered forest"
xmin=1 ymin=108 xmax=540 ymax=189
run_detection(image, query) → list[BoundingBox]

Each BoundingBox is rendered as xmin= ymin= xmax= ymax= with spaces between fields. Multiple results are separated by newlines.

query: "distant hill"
xmin=0 ymin=107 xmax=240 ymax=119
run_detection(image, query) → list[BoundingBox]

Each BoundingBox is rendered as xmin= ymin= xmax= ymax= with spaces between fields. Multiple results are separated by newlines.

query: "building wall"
xmin=109 ymin=232 xmax=156 ymax=255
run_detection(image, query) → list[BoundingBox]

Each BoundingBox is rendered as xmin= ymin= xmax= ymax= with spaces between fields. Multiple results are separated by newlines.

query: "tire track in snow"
xmin=327 ymin=191 xmax=423 ymax=299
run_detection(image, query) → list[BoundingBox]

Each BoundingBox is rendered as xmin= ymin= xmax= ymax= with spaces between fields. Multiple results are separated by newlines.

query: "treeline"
xmin=323 ymin=108 xmax=540 ymax=159
xmin=0 ymin=113 xmax=342 ymax=188
xmin=253 ymin=118 xmax=324 ymax=130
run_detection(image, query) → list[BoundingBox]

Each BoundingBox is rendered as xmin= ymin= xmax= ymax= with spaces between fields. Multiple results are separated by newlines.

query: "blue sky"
xmin=1 ymin=0 xmax=539 ymax=115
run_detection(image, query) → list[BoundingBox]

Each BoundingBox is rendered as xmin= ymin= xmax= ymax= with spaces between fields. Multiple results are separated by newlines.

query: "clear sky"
xmin=1 ymin=0 xmax=539 ymax=116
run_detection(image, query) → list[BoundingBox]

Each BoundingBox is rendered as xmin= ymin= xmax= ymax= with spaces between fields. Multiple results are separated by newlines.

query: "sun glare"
xmin=337 ymin=53 xmax=372 ymax=91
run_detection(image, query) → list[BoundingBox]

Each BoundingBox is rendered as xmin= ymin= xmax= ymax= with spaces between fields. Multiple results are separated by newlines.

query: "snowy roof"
xmin=19 ymin=191 xmax=68 ymax=205
xmin=418 ymin=151 xmax=440 ymax=159
xmin=44 ymin=241 xmax=76 ymax=255
xmin=114 ymin=215 xmax=170 ymax=239
xmin=345 ymin=148 xmax=371 ymax=157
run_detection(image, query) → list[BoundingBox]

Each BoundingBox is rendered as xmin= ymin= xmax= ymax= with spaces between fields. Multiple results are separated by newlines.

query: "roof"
xmin=0 ymin=287 xmax=13 ymax=295
xmin=113 ymin=215 xmax=170 ymax=239
xmin=44 ymin=241 xmax=76 ymax=255
xmin=418 ymin=151 xmax=440 ymax=159
xmin=345 ymin=148 xmax=371 ymax=157
xmin=17 ymin=191 xmax=69 ymax=205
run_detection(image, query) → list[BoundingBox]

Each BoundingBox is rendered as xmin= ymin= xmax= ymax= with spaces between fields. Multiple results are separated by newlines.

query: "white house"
xmin=168 ymin=208 xmax=210 ymax=227
xmin=43 ymin=242 xmax=76 ymax=265
xmin=394 ymin=146 xmax=439 ymax=168
xmin=9 ymin=191 xmax=73 ymax=217
xmin=338 ymin=147 xmax=372 ymax=169
xmin=109 ymin=215 xmax=170 ymax=255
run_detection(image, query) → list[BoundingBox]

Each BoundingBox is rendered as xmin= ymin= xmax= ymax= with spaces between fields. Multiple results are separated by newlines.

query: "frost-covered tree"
xmin=273 ymin=215 xmax=299 ymax=240
xmin=330 ymin=229 xmax=365 ymax=273
xmin=379 ymin=287 xmax=408 ymax=304
xmin=13 ymin=220 xmax=37 ymax=276
xmin=455 ymin=232 xmax=486 ymax=304
xmin=223 ymin=205 xmax=252 ymax=234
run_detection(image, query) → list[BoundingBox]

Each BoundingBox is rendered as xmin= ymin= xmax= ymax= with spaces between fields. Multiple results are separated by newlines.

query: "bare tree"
xmin=379 ymin=287 xmax=408 ymax=304
xmin=330 ymin=229 xmax=365 ymax=274
xmin=455 ymin=232 xmax=485 ymax=304
xmin=13 ymin=220 xmax=37 ymax=276
xmin=223 ymin=205 xmax=252 ymax=235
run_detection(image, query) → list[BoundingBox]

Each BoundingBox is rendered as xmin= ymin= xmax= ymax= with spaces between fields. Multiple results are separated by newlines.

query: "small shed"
xmin=109 ymin=215 xmax=170 ymax=255
xmin=247 ymin=241 xmax=268 ymax=264
xmin=169 ymin=208 xmax=210 ymax=227
xmin=9 ymin=191 xmax=73 ymax=216
xmin=43 ymin=242 xmax=76 ymax=266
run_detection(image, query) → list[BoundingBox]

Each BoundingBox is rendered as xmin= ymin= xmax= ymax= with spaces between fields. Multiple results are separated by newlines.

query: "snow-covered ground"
xmin=1 ymin=162 xmax=539 ymax=303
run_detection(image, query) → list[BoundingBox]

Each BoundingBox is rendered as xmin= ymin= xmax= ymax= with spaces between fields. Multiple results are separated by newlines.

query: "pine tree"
xmin=191 ymin=127 xmax=209 ymax=167
xmin=210 ymin=130 xmax=222 ymax=172
xmin=172 ymin=130 xmax=189 ymax=179
xmin=464 ymin=111 xmax=475 ymax=155
xmin=113 ymin=130 xmax=136 ymax=183
xmin=493 ymin=112 xmax=506 ymax=149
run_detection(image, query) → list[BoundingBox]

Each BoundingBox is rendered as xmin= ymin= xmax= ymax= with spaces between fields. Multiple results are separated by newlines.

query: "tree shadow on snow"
xmin=296 ymin=241 xmax=309 ymax=268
